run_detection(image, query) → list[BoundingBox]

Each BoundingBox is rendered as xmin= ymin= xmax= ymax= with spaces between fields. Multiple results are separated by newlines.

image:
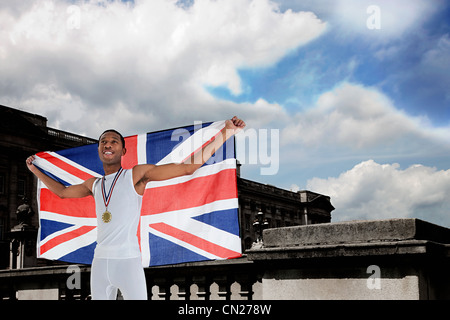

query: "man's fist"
xmin=226 ymin=116 xmax=246 ymax=135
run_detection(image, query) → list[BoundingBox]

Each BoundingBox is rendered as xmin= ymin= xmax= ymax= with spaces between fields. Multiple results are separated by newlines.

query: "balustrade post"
xmin=152 ymin=277 xmax=170 ymax=300
xmin=171 ymin=276 xmax=188 ymax=300
xmin=230 ymin=281 xmax=242 ymax=300
xmin=190 ymin=275 xmax=209 ymax=300
xmin=210 ymin=275 xmax=229 ymax=300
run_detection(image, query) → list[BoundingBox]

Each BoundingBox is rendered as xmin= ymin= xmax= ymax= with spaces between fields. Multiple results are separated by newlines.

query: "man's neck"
xmin=103 ymin=163 xmax=122 ymax=176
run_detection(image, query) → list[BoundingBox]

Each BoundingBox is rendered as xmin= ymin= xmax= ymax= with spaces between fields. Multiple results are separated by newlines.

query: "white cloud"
xmin=281 ymin=82 xmax=450 ymax=149
xmin=307 ymin=160 xmax=450 ymax=226
xmin=277 ymin=0 xmax=443 ymax=44
xmin=280 ymin=82 xmax=450 ymax=227
xmin=418 ymin=33 xmax=450 ymax=98
xmin=422 ymin=33 xmax=450 ymax=69
xmin=0 ymin=0 xmax=326 ymax=136
xmin=329 ymin=0 xmax=442 ymax=44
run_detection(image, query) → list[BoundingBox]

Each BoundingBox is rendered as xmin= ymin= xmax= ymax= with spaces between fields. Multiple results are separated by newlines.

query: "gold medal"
xmin=100 ymin=168 xmax=123 ymax=224
xmin=102 ymin=210 xmax=112 ymax=223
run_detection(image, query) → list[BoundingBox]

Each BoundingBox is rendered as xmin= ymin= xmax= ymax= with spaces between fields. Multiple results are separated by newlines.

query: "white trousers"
xmin=90 ymin=257 xmax=147 ymax=300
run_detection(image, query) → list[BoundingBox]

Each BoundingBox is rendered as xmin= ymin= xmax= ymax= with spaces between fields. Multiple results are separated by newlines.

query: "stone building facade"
xmin=0 ymin=104 xmax=334 ymax=269
xmin=237 ymin=177 xmax=334 ymax=250
xmin=0 ymin=105 xmax=97 ymax=269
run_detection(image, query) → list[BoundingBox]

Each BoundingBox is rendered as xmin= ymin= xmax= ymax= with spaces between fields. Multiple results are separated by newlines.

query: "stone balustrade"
xmin=0 ymin=256 xmax=262 ymax=300
xmin=1 ymin=218 xmax=449 ymax=300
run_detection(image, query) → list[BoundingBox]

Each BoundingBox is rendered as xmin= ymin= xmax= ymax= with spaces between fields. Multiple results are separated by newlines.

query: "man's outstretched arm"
xmin=133 ymin=116 xmax=245 ymax=194
xmin=26 ymin=155 xmax=94 ymax=199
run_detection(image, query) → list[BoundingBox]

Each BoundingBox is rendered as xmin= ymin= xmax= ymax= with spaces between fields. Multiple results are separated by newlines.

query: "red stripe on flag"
xmin=40 ymin=188 xmax=96 ymax=218
xmin=40 ymin=225 xmax=96 ymax=255
xmin=149 ymin=222 xmax=241 ymax=259
xmin=142 ymin=169 xmax=237 ymax=215
xmin=36 ymin=152 xmax=95 ymax=181
xmin=121 ymin=135 xmax=138 ymax=169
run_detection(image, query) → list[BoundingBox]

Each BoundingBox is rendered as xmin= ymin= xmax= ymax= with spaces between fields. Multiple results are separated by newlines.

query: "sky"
xmin=1 ymin=0 xmax=449 ymax=226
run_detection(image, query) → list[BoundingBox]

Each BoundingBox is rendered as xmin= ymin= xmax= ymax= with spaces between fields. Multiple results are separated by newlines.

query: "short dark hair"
xmin=98 ymin=129 xmax=125 ymax=148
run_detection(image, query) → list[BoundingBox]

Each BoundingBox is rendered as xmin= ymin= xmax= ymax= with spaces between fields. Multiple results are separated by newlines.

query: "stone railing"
xmin=47 ymin=128 xmax=97 ymax=145
xmin=247 ymin=218 xmax=450 ymax=300
xmin=1 ymin=218 xmax=449 ymax=300
xmin=145 ymin=258 xmax=262 ymax=301
xmin=0 ymin=256 xmax=262 ymax=300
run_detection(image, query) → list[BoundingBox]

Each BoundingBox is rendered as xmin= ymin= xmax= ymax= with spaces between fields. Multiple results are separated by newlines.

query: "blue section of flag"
xmin=193 ymin=209 xmax=240 ymax=236
xmin=39 ymin=219 xmax=73 ymax=241
xmin=59 ymin=242 xmax=97 ymax=265
xmin=147 ymin=232 xmax=207 ymax=266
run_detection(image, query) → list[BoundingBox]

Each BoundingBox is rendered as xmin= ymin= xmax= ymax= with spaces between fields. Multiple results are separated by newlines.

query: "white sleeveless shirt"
xmin=92 ymin=168 xmax=142 ymax=259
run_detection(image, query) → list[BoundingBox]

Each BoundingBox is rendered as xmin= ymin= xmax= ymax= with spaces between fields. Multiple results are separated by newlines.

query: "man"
xmin=26 ymin=116 xmax=245 ymax=299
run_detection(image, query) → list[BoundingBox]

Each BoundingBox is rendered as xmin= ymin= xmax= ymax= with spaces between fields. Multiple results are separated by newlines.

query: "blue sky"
xmin=209 ymin=1 xmax=450 ymax=126
xmin=1 ymin=0 xmax=449 ymax=225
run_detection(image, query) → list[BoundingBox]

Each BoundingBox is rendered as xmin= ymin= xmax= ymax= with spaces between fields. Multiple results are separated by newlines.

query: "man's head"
xmin=99 ymin=129 xmax=125 ymax=148
xmin=98 ymin=129 xmax=126 ymax=165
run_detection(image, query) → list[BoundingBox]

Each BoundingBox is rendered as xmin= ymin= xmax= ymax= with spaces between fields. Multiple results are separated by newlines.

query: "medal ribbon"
xmin=101 ymin=167 xmax=123 ymax=210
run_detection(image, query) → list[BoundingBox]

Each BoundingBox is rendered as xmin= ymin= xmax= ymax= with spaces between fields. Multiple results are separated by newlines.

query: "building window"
xmin=0 ymin=173 xmax=4 ymax=194
xmin=18 ymin=178 xmax=26 ymax=197
xmin=0 ymin=217 xmax=4 ymax=240
xmin=245 ymin=214 xmax=251 ymax=231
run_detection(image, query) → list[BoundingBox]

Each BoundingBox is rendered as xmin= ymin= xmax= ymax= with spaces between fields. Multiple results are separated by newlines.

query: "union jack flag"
xmin=33 ymin=121 xmax=242 ymax=266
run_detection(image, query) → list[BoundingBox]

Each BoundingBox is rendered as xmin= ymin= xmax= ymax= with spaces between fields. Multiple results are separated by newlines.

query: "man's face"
xmin=98 ymin=131 xmax=126 ymax=165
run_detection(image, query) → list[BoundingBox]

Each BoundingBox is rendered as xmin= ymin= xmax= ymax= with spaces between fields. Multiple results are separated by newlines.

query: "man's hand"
xmin=26 ymin=155 xmax=38 ymax=173
xmin=225 ymin=116 xmax=246 ymax=135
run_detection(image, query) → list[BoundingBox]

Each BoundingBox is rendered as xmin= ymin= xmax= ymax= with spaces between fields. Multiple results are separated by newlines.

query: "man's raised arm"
xmin=26 ymin=155 xmax=94 ymax=199
xmin=132 ymin=116 xmax=245 ymax=195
